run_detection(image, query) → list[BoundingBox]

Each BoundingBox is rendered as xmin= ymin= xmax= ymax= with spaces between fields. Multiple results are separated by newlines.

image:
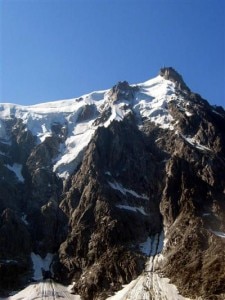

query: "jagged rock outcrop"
xmin=0 ymin=68 xmax=225 ymax=299
xmin=160 ymin=66 xmax=190 ymax=92
xmin=108 ymin=81 xmax=139 ymax=103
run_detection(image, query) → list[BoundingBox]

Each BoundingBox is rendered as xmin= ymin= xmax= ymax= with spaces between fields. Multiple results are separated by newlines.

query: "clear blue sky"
xmin=1 ymin=0 xmax=225 ymax=107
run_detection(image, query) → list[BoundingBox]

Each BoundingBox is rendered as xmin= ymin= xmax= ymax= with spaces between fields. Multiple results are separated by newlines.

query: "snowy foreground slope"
xmin=0 ymin=235 xmax=191 ymax=300
xmin=0 ymin=260 xmax=190 ymax=300
xmin=0 ymin=265 xmax=189 ymax=300
xmin=107 ymin=234 xmax=190 ymax=300
xmin=0 ymin=280 xmax=81 ymax=300
xmin=0 ymin=67 xmax=225 ymax=299
xmin=0 ymin=274 xmax=188 ymax=300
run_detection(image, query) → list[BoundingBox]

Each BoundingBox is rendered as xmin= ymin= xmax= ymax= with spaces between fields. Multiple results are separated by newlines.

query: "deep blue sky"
xmin=1 ymin=0 xmax=225 ymax=106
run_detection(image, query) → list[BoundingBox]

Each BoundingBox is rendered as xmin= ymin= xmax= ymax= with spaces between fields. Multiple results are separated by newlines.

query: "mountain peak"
xmin=108 ymin=80 xmax=139 ymax=103
xmin=159 ymin=66 xmax=190 ymax=92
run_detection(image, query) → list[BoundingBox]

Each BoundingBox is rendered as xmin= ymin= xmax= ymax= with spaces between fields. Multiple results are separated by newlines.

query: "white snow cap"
xmin=0 ymin=74 xmax=177 ymax=179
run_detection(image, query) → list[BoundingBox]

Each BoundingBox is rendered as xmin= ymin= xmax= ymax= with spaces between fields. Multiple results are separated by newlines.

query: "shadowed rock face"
xmin=53 ymin=119 xmax=163 ymax=298
xmin=0 ymin=208 xmax=31 ymax=293
xmin=0 ymin=68 xmax=225 ymax=299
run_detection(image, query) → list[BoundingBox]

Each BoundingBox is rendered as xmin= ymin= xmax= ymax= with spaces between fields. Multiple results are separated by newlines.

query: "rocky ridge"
xmin=0 ymin=68 xmax=225 ymax=299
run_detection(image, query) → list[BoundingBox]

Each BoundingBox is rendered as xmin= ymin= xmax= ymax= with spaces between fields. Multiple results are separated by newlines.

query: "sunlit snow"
xmin=181 ymin=134 xmax=211 ymax=152
xmin=116 ymin=204 xmax=148 ymax=216
xmin=53 ymin=121 xmax=95 ymax=179
xmin=210 ymin=230 xmax=225 ymax=238
xmin=0 ymin=75 xmax=179 ymax=179
xmin=0 ymin=280 xmax=81 ymax=300
xmin=134 ymin=75 xmax=176 ymax=130
xmin=104 ymin=102 xmax=132 ymax=127
xmin=185 ymin=111 xmax=193 ymax=117
xmin=108 ymin=181 xmax=148 ymax=200
xmin=107 ymin=232 xmax=190 ymax=300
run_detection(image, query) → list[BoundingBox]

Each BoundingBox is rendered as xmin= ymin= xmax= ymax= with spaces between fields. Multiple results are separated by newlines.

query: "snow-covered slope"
xmin=0 ymin=75 xmax=175 ymax=179
xmin=0 ymin=280 xmax=80 ymax=300
xmin=107 ymin=234 xmax=190 ymax=300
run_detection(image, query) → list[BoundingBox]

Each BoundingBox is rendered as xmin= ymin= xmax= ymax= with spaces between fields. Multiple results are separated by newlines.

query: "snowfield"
xmin=107 ymin=273 xmax=190 ymax=300
xmin=0 ymin=280 xmax=80 ymax=300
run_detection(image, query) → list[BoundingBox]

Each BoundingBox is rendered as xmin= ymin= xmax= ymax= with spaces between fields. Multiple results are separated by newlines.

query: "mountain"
xmin=0 ymin=67 xmax=225 ymax=299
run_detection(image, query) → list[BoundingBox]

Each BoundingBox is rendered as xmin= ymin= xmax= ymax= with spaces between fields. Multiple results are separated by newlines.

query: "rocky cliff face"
xmin=0 ymin=68 xmax=225 ymax=299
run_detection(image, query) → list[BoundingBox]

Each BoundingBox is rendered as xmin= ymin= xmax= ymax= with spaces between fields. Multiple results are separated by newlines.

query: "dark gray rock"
xmin=0 ymin=208 xmax=31 ymax=295
xmin=77 ymin=104 xmax=98 ymax=123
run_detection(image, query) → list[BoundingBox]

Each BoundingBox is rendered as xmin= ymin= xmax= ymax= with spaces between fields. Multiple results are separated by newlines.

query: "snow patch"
xmin=0 ymin=150 xmax=7 ymax=156
xmin=140 ymin=232 xmax=164 ymax=256
xmin=212 ymin=109 xmax=224 ymax=117
xmin=21 ymin=214 xmax=29 ymax=225
xmin=31 ymin=252 xmax=53 ymax=281
xmin=185 ymin=111 xmax=193 ymax=117
xmin=105 ymin=171 xmax=112 ymax=176
xmin=104 ymin=102 xmax=131 ymax=127
xmin=210 ymin=230 xmax=225 ymax=238
xmin=108 ymin=181 xmax=148 ymax=200
xmin=134 ymin=75 xmax=176 ymax=130
xmin=5 ymin=163 xmax=24 ymax=182
xmin=202 ymin=213 xmax=211 ymax=217
xmin=116 ymin=204 xmax=148 ymax=216
xmin=181 ymin=134 xmax=211 ymax=152
xmin=53 ymin=122 xmax=95 ymax=179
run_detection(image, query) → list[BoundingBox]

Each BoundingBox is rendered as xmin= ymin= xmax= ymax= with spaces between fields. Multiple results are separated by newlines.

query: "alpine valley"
xmin=0 ymin=68 xmax=225 ymax=300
